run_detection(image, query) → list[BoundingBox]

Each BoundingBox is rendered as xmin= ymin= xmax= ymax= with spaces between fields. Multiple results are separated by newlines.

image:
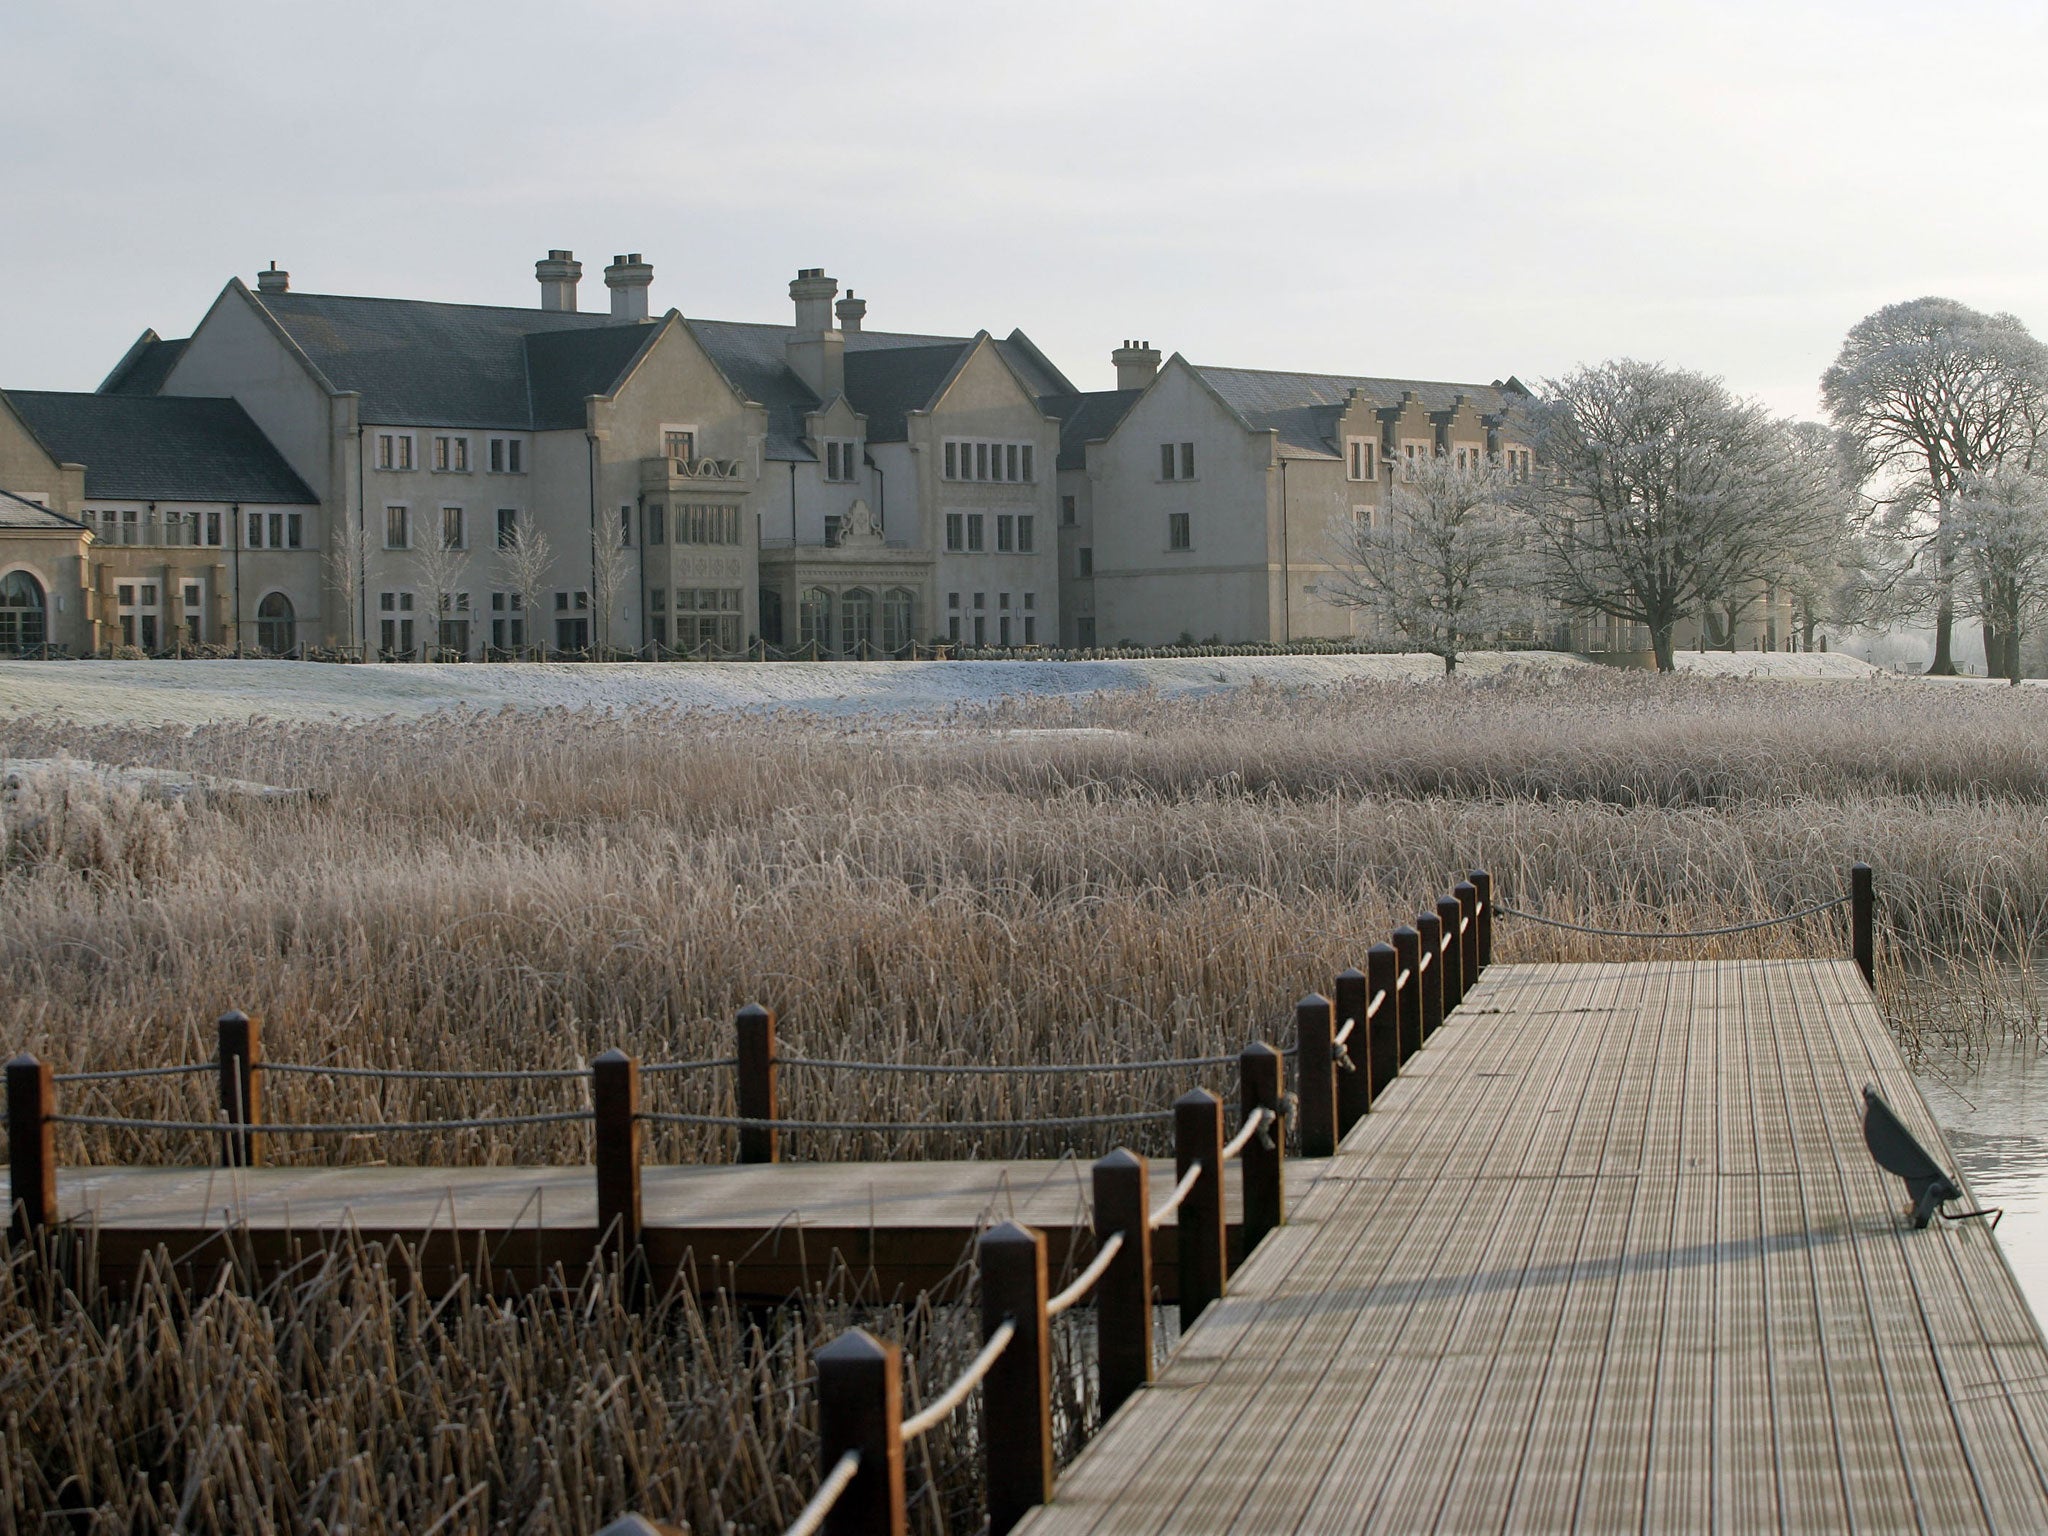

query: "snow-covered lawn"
xmin=0 ymin=649 xmax=1886 ymax=727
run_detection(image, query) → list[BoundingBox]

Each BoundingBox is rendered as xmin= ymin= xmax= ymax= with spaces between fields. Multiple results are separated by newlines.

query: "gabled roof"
xmin=1192 ymin=366 xmax=1530 ymax=459
xmin=0 ymin=487 xmax=87 ymax=530
xmin=845 ymin=342 xmax=982 ymax=442
xmin=99 ymin=331 xmax=190 ymax=397
xmin=1039 ymin=388 xmax=1144 ymax=471
xmin=1 ymin=391 xmax=316 ymax=504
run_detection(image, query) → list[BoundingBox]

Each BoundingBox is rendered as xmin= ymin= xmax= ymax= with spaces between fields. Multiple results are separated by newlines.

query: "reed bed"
xmin=1 ymin=668 xmax=2044 ymax=1530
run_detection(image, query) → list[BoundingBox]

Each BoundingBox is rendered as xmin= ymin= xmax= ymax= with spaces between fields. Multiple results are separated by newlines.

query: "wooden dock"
xmin=1014 ymin=958 xmax=2048 ymax=1534
xmin=56 ymin=1152 xmax=1325 ymax=1301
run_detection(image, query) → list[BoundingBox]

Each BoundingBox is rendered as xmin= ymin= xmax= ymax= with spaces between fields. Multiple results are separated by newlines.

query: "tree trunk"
xmin=1442 ymin=649 xmax=1457 ymax=676
xmin=1983 ymin=622 xmax=2006 ymax=681
xmin=1652 ymin=624 xmax=1677 ymax=673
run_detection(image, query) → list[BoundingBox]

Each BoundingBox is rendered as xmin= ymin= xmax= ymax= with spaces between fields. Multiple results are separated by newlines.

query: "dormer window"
xmin=1346 ymin=438 xmax=1377 ymax=481
xmin=824 ymin=440 xmax=858 ymax=483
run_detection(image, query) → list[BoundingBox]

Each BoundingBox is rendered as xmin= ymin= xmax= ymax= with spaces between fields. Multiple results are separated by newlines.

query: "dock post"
xmin=980 ymin=1221 xmax=1053 ymax=1535
xmin=1455 ymin=881 xmax=1480 ymax=992
xmin=1175 ymin=1089 xmax=1227 ymax=1329
xmin=1852 ymin=862 xmax=1875 ymax=987
xmin=735 ymin=1004 xmax=777 ymax=1164
xmin=1471 ymin=869 xmax=1494 ymax=970
xmin=592 ymin=1049 xmax=642 ymax=1263
xmin=1294 ymin=994 xmax=1337 ymax=1158
xmin=1093 ymin=1149 xmax=1153 ymax=1418
xmin=217 ymin=1010 xmax=262 ymax=1169
xmin=1366 ymin=942 xmax=1399 ymax=1104
xmin=1392 ymin=926 xmax=1422 ymax=1061
xmin=1239 ymin=1041 xmax=1284 ymax=1251
xmin=1415 ymin=912 xmax=1445 ymax=1039
xmin=816 ymin=1328 xmax=907 ymax=1536
xmin=1332 ymin=968 xmax=1371 ymax=1136
xmin=1436 ymin=896 xmax=1465 ymax=1015
xmin=6 ymin=1055 xmax=55 ymax=1239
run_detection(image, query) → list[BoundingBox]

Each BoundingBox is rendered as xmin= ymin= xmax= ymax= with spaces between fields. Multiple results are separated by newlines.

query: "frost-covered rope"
xmin=637 ymin=1108 xmax=1171 ymax=1133
xmin=1148 ymin=1164 xmax=1204 ymax=1231
xmin=778 ymin=1051 xmax=1243 ymax=1076
xmin=901 ymin=1320 xmax=1016 ymax=1441
xmin=259 ymin=1062 xmax=591 ymax=1082
xmin=1221 ymin=1108 xmax=1270 ymax=1162
xmin=639 ymin=1057 xmax=739 ymax=1075
xmin=1046 ymin=1232 xmax=1126 ymax=1318
xmin=782 ymin=1450 xmax=862 ymax=1536
xmin=52 ymin=1110 xmax=594 ymax=1134
xmin=53 ymin=1062 xmax=214 ymax=1084
xmin=1495 ymin=893 xmax=1849 ymax=939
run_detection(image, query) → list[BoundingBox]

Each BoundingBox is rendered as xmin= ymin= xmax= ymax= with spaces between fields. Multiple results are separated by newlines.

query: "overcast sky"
xmin=8 ymin=1 xmax=2047 ymax=418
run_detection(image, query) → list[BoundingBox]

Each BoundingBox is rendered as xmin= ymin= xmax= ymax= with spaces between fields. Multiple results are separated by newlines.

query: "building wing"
xmin=1 ymin=391 xmax=316 ymax=504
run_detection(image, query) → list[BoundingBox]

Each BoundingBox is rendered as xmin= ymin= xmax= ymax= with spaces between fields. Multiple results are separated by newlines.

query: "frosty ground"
xmin=0 ymin=649 xmax=1890 ymax=727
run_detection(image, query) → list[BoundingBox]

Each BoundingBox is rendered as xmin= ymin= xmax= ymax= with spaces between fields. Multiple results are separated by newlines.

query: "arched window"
xmin=882 ymin=588 xmax=915 ymax=655
xmin=255 ymin=591 xmax=295 ymax=655
xmin=0 ymin=571 xmax=47 ymax=653
xmin=840 ymin=588 xmax=874 ymax=658
xmin=758 ymin=587 xmax=785 ymax=647
xmin=799 ymin=587 xmax=831 ymax=654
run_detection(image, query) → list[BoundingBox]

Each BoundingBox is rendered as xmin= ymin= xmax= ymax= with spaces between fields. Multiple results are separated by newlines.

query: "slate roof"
xmin=1039 ymin=389 xmax=1144 ymax=471
xmin=2 ymin=391 xmax=316 ymax=504
xmin=0 ymin=487 xmax=87 ymax=530
xmin=1192 ymin=366 xmax=1532 ymax=458
xmin=99 ymin=333 xmax=189 ymax=397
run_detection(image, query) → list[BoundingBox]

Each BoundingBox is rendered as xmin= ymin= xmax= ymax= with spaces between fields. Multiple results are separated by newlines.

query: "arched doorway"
xmin=255 ymin=591 xmax=296 ymax=655
xmin=0 ymin=571 xmax=47 ymax=652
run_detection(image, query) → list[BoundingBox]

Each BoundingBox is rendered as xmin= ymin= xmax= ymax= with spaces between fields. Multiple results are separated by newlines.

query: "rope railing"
xmin=52 ymin=1062 xmax=213 ymax=1084
xmin=1045 ymin=1231 xmax=1125 ymax=1319
xmin=777 ymin=1050 xmax=1245 ymax=1076
xmin=782 ymin=1449 xmax=861 ymax=1536
xmin=636 ymin=1108 xmax=1172 ymax=1134
xmin=1147 ymin=1162 xmax=1204 ymax=1231
xmin=1494 ymin=892 xmax=1851 ymax=940
xmin=51 ymin=1109 xmax=596 ymax=1135
xmin=900 ymin=1319 xmax=1016 ymax=1441
xmin=258 ymin=1062 xmax=592 ymax=1082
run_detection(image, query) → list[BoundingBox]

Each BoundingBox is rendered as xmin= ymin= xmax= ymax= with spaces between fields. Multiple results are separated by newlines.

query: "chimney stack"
xmin=835 ymin=289 xmax=867 ymax=335
xmin=256 ymin=261 xmax=289 ymax=296
xmin=605 ymin=253 xmax=654 ymax=320
xmin=786 ymin=268 xmax=845 ymax=398
xmin=1112 ymin=339 xmax=1161 ymax=390
xmin=536 ymin=249 xmax=583 ymax=312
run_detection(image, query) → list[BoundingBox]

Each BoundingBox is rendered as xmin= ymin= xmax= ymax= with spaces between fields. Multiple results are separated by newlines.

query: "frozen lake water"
xmin=1921 ymin=1046 xmax=2048 ymax=1327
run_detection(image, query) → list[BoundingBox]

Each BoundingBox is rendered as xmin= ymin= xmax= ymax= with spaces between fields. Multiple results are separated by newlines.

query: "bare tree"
xmin=1821 ymin=297 xmax=2048 ymax=675
xmin=1953 ymin=467 xmax=2048 ymax=684
xmin=1523 ymin=360 xmax=1821 ymax=672
xmin=409 ymin=513 xmax=473 ymax=661
xmin=497 ymin=520 xmax=553 ymax=659
xmin=1694 ymin=420 xmax=1856 ymax=650
xmin=1319 ymin=452 xmax=1532 ymax=673
xmin=323 ymin=514 xmax=364 ymax=654
xmin=591 ymin=515 xmax=632 ymax=657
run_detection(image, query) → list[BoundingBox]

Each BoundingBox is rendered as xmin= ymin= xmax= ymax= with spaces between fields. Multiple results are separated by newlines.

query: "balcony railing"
xmin=641 ymin=455 xmax=746 ymax=489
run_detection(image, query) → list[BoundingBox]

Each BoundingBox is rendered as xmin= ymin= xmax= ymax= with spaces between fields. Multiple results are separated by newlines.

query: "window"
xmin=247 ymin=513 xmax=264 ymax=549
xmin=490 ymin=591 xmax=525 ymax=650
xmin=1505 ymin=446 xmax=1533 ymax=482
xmin=287 ymin=513 xmax=303 ymax=549
xmin=945 ymin=513 xmax=964 ymax=552
xmin=497 ymin=509 xmax=518 ymax=548
xmin=676 ymin=503 xmax=741 ymax=545
xmin=0 ymin=570 xmax=47 ymax=652
xmin=433 ymin=436 xmax=470 ymax=472
xmin=676 ymin=587 xmax=743 ymax=652
xmin=376 ymin=433 xmax=414 ymax=471
xmin=1017 ymin=515 xmax=1034 ymax=553
xmin=489 ymin=437 xmax=525 ymax=474
xmin=553 ymin=591 xmax=591 ymax=651
xmin=1453 ymin=444 xmax=1482 ymax=472
xmin=1062 ymin=495 xmax=1077 ymax=526
xmin=385 ymin=505 xmax=409 ymax=549
xmin=120 ymin=508 xmax=138 ymax=546
xmin=650 ymin=587 xmax=666 ymax=612
xmin=973 ymin=614 xmax=986 ymax=645
xmin=997 ymin=514 xmax=1015 ymax=553
xmin=1168 ymin=512 xmax=1191 ymax=551
xmin=1078 ymin=546 xmax=1093 ymax=578
xmin=441 ymin=506 xmax=465 ymax=550
xmin=999 ymin=591 xmax=1010 ymax=610
xmin=647 ymin=503 xmax=665 ymax=545
xmin=1401 ymin=441 xmax=1430 ymax=479
xmin=999 ymin=614 xmax=1012 ymax=645
xmin=1023 ymin=616 xmax=1036 ymax=644
xmin=205 ymin=511 xmax=222 ymax=547
xmin=824 ymin=440 xmax=858 ymax=482
xmin=840 ymin=587 xmax=875 ymax=656
xmin=800 ymin=587 xmax=831 ymax=652
xmin=180 ymin=581 xmax=203 ymax=645
xmin=1347 ymin=438 xmax=1377 ymax=481
xmin=966 ymin=513 xmax=985 ymax=552
xmin=940 ymin=439 xmax=1038 ymax=482
xmin=1161 ymin=442 xmax=1195 ymax=480
xmin=883 ymin=588 xmax=914 ymax=653
xmin=438 ymin=591 xmax=470 ymax=657
xmin=619 ymin=506 xmax=632 ymax=546
xmin=255 ymin=592 xmax=295 ymax=655
xmin=664 ymin=428 xmax=696 ymax=465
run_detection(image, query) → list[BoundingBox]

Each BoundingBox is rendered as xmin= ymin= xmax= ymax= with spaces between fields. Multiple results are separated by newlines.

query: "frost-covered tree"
xmin=1522 ymin=360 xmax=1821 ymax=672
xmin=1696 ymin=420 xmax=1860 ymax=651
xmin=1821 ymin=298 xmax=2048 ymax=675
xmin=1952 ymin=467 xmax=2048 ymax=684
xmin=409 ymin=521 xmax=472 ymax=661
xmin=497 ymin=520 xmax=552 ymax=659
xmin=591 ymin=517 xmax=632 ymax=657
xmin=1319 ymin=451 xmax=1532 ymax=673
xmin=323 ymin=515 xmax=364 ymax=653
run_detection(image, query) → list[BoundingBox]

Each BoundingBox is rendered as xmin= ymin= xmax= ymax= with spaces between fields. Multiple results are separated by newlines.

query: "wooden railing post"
xmin=1455 ymin=881 xmax=1480 ymax=991
xmin=592 ymin=1049 xmax=642 ymax=1262
xmin=1331 ymin=968 xmax=1371 ymax=1137
xmin=816 ymin=1328 xmax=906 ymax=1536
xmin=980 ymin=1221 xmax=1052 ymax=1535
xmin=217 ymin=1010 xmax=262 ymax=1169
xmin=1238 ymin=1041 xmax=1284 ymax=1252
xmin=1092 ymin=1149 xmax=1152 ymax=1418
xmin=735 ymin=1004 xmax=777 ymax=1164
xmin=1366 ymin=941 xmax=1399 ymax=1104
xmin=6 ymin=1055 xmax=55 ymax=1239
xmin=1471 ymin=869 xmax=1494 ymax=970
xmin=1294 ymin=994 xmax=1337 ymax=1158
xmin=1175 ymin=1089 xmax=1226 ymax=1329
xmin=1415 ymin=912 xmax=1445 ymax=1040
xmin=1391 ymin=925 xmax=1422 ymax=1062
xmin=1852 ymin=862 xmax=1874 ymax=987
xmin=1435 ymin=896 xmax=1465 ymax=1015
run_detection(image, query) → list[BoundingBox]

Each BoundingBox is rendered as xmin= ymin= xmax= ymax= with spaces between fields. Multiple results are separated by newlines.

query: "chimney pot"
xmin=835 ymin=288 xmax=867 ymax=336
xmin=604 ymin=252 xmax=655 ymax=321
xmin=257 ymin=263 xmax=290 ymax=295
xmin=536 ymin=249 xmax=583 ymax=312
xmin=1111 ymin=338 xmax=1162 ymax=391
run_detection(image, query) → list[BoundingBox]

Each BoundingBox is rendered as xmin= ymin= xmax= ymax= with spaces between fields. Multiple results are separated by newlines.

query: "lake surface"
xmin=1920 ymin=1047 xmax=2048 ymax=1326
